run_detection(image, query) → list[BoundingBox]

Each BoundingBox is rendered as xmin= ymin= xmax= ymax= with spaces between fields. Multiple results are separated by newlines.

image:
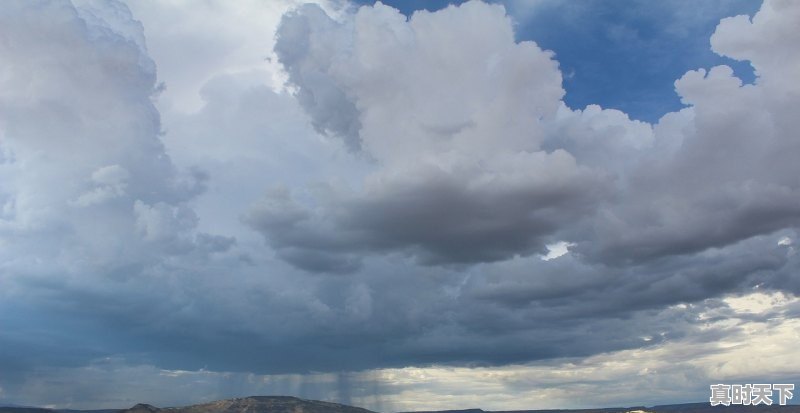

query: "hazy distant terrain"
xmin=119 ymin=396 xmax=374 ymax=413
xmin=2 ymin=398 xmax=369 ymax=413
xmin=2 ymin=397 xmax=799 ymax=413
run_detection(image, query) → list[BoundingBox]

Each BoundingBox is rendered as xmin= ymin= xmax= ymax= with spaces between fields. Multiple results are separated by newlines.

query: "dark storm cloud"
xmin=244 ymin=161 xmax=609 ymax=272
xmin=3 ymin=230 xmax=792 ymax=378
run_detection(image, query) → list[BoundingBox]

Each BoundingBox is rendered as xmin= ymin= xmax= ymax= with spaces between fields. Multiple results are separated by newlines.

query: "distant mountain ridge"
xmin=119 ymin=396 xmax=375 ymax=413
xmin=2 ymin=397 xmax=799 ymax=413
xmin=1 ymin=397 xmax=373 ymax=413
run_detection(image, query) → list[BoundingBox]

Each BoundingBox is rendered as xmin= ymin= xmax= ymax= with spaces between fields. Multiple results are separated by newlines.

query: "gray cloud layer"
xmin=1 ymin=0 xmax=800 ymax=408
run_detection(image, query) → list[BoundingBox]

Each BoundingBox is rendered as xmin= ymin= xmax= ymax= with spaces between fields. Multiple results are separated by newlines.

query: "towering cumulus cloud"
xmin=0 ymin=0 xmax=230 ymax=381
xmin=582 ymin=0 xmax=800 ymax=266
xmin=254 ymin=0 xmax=800 ymax=284
xmin=250 ymin=1 xmax=612 ymax=272
xmin=0 ymin=0 xmax=212 ymax=263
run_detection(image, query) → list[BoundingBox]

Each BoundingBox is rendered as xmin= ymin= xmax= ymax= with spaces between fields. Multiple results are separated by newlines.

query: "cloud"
xmin=578 ymin=0 xmax=800 ymax=263
xmin=0 ymin=0 xmax=232 ymax=383
xmin=711 ymin=0 xmax=800 ymax=92
xmin=73 ymin=165 xmax=131 ymax=207
xmin=253 ymin=1 xmax=612 ymax=272
xmin=241 ymin=0 xmax=800 ymax=380
xmin=4 ymin=291 xmax=799 ymax=411
xmin=258 ymin=0 xmax=800 ymax=274
xmin=2 ymin=0 xmax=800 ymax=409
xmin=123 ymin=0 xmax=334 ymax=113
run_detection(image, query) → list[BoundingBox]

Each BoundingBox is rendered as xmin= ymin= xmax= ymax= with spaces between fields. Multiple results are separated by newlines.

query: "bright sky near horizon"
xmin=1 ymin=0 xmax=799 ymax=411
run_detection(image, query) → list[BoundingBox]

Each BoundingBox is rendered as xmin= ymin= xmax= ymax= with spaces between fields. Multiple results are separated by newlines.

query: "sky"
xmin=1 ymin=0 xmax=799 ymax=411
